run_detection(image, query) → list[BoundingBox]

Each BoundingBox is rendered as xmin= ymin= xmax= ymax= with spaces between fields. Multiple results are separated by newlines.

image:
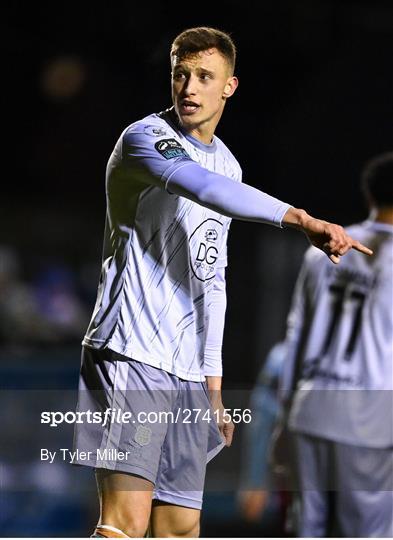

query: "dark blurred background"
xmin=1 ymin=0 xmax=392 ymax=536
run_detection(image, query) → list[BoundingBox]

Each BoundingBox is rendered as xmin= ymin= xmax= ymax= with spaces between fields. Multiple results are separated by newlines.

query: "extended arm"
xmin=167 ymin=165 xmax=372 ymax=263
xmin=124 ymin=128 xmax=372 ymax=262
xmin=166 ymin=162 xmax=290 ymax=226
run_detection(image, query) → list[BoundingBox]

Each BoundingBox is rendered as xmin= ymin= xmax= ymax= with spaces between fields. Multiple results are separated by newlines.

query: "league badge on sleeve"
xmin=143 ymin=125 xmax=168 ymax=137
xmin=155 ymin=138 xmax=190 ymax=160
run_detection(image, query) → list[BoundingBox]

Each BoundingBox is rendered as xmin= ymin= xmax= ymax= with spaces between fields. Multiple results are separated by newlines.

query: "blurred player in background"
xmin=237 ymin=341 xmax=292 ymax=536
xmin=73 ymin=27 xmax=372 ymax=538
xmin=277 ymin=152 xmax=393 ymax=537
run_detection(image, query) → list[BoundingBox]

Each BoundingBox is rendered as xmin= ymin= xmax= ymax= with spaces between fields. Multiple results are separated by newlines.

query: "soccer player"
xmin=73 ymin=27 xmax=372 ymax=538
xmin=279 ymin=152 xmax=393 ymax=537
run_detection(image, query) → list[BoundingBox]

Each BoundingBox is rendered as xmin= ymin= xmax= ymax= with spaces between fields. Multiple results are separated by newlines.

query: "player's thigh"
xmin=293 ymin=433 xmax=331 ymax=537
xmin=152 ymin=381 xmax=223 ymax=509
xmin=335 ymin=489 xmax=393 ymax=538
xmin=333 ymin=442 xmax=393 ymax=537
xmin=150 ymin=501 xmax=200 ymax=538
xmin=96 ymin=469 xmax=154 ymax=536
xmin=75 ymin=348 xmax=174 ymax=482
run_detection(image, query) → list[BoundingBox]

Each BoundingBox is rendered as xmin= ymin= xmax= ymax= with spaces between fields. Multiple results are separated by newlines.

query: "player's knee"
xmin=98 ymin=512 xmax=150 ymax=538
xmin=119 ymin=514 xmax=149 ymax=538
xmin=97 ymin=472 xmax=153 ymax=537
xmin=161 ymin=514 xmax=200 ymax=538
xmin=179 ymin=516 xmax=200 ymax=538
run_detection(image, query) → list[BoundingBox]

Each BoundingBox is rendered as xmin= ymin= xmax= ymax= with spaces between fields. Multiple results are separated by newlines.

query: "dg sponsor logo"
xmin=189 ymin=219 xmax=223 ymax=281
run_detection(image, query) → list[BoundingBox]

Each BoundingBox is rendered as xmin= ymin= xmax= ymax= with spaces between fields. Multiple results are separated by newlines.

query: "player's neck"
xmin=187 ymin=126 xmax=215 ymax=144
xmin=374 ymin=207 xmax=393 ymax=225
xmin=173 ymin=107 xmax=223 ymax=145
xmin=185 ymin=113 xmax=221 ymax=144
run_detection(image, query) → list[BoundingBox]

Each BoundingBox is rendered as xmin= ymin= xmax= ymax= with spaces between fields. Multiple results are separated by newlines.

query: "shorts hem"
xmin=72 ymin=460 xmax=157 ymax=484
xmin=207 ymin=440 xmax=225 ymax=463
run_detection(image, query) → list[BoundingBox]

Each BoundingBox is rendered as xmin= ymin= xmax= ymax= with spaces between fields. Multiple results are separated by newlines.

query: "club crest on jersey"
xmin=189 ymin=219 xmax=224 ymax=282
xmin=155 ymin=138 xmax=189 ymax=160
xmin=205 ymin=229 xmax=218 ymax=242
xmin=134 ymin=425 xmax=152 ymax=446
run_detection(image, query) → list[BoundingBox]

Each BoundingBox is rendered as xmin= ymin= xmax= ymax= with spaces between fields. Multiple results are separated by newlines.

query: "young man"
xmin=73 ymin=27 xmax=371 ymax=538
xmin=279 ymin=152 xmax=393 ymax=537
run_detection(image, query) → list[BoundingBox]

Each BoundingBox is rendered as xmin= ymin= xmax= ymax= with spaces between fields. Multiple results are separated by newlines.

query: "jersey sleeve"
xmin=279 ymin=248 xmax=320 ymax=401
xmin=122 ymin=122 xmax=291 ymax=227
xmin=203 ymin=266 xmax=227 ymax=377
xmin=166 ymin=163 xmax=291 ymax=227
xmin=121 ymin=123 xmax=195 ymax=188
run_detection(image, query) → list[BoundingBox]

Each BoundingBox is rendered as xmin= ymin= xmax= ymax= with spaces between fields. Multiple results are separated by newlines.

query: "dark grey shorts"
xmin=293 ymin=432 xmax=393 ymax=537
xmin=73 ymin=347 xmax=224 ymax=509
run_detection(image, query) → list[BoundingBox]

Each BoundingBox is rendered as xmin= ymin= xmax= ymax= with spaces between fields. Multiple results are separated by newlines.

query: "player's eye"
xmin=173 ymin=72 xmax=186 ymax=80
xmin=200 ymin=73 xmax=212 ymax=81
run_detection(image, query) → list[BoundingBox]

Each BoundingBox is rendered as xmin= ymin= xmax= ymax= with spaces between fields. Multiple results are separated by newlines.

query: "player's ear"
xmin=223 ymin=76 xmax=239 ymax=98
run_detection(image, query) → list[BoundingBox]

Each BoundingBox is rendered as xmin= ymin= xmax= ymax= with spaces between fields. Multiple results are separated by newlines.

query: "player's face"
xmin=171 ymin=48 xmax=238 ymax=143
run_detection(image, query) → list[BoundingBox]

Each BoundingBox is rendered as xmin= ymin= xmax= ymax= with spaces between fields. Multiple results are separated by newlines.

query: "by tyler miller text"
xmin=41 ymin=448 xmax=130 ymax=463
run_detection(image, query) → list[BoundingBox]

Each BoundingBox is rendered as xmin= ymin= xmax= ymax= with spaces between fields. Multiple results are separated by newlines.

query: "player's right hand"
xmin=283 ymin=208 xmax=373 ymax=263
xmin=302 ymin=216 xmax=373 ymax=263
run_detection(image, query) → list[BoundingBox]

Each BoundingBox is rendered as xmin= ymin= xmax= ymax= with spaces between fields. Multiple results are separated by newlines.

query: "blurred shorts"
xmin=293 ymin=432 xmax=393 ymax=537
xmin=73 ymin=346 xmax=225 ymax=509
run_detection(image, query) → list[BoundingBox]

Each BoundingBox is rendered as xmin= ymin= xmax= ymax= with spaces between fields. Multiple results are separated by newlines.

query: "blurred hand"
xmin=238 ymin=490 xmax=269 ymax=523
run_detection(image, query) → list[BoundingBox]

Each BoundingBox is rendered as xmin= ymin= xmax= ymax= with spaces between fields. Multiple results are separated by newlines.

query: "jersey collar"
xmin=165 ymin=107 xmax=217 ymax=154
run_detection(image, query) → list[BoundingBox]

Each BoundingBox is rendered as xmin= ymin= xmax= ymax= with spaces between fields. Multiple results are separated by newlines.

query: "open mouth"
xmin=179 ymin=100 xmax=200 ymax=114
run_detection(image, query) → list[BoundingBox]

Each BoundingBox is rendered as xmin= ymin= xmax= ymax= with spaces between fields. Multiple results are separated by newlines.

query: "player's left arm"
xmin=204 ymin=265 xmax=235 ymax=447
xmin=205 ymin=376 xmax=235 ymax=447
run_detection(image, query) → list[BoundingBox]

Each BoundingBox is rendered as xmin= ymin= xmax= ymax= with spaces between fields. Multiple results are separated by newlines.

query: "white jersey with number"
xmin=82 ymin=108 xmax=242 ymax=382
xmin=285 ymin=220 xmax=393 ymax=447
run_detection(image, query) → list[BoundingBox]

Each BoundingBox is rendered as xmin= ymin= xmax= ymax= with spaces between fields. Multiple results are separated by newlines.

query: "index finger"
xmin=352 ymin=239 xmax=373 ymax=256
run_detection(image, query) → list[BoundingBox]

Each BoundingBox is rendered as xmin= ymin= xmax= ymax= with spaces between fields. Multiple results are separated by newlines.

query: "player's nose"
xmin=183 ymin=74 xmax=198 ymax=95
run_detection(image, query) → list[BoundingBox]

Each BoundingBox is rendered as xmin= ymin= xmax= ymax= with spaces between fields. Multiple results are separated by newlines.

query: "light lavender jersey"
xmin=83 ymin=108 xmax=242 ymax=382
xmin=284 ymin=220 xmax=393 ymax=447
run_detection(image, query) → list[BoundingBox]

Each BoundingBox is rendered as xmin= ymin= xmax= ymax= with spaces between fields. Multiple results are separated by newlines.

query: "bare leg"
xmin=150 ymin=501 xmax=200 ymax=538
xmin=94 ymin=469 xmax=154 ymax=538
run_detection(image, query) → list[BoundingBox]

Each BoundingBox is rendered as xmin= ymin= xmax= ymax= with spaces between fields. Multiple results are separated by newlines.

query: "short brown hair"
xmin=171 ymin=27 xmax=236 ymax=74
